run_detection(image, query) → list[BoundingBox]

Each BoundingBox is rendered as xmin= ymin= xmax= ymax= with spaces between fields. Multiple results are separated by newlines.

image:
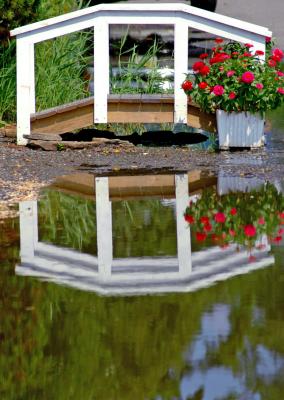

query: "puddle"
xmin=1 ymin=170 xmax=284 ymax=398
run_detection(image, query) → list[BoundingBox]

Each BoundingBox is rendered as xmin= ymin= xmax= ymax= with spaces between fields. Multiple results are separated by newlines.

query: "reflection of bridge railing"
xmin=10 ymin=3 xmax=271 ymax=144
xmin=16 ymin=173 xmax=274 ymax=295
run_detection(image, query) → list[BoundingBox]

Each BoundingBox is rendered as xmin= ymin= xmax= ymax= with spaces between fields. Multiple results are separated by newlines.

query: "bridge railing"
xmin=10 ymin=3 xmax=271 ymax=144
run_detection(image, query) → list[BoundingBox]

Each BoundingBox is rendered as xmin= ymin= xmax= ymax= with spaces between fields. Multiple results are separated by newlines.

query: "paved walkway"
xmin=216 ymin=0 xmax=284 ymax=49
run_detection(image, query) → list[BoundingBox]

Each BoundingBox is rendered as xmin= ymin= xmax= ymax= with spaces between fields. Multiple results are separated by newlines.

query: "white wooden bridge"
xmin=10 ymin=2 xmax=272 ymax=144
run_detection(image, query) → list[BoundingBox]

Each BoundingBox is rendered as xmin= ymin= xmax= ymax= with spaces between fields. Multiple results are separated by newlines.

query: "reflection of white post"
xmin=175 ymin=174 xmax=192 ymax=275
xmin=95 ymin=177 xmax=113 ymax=278
xmin=19 ymin=201 xmax=38 ymax=260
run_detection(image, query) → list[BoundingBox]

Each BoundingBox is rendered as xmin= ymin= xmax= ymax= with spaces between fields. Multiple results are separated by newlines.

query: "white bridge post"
xmin=174 ymin=20 xmax=188 ymax=124
xmin=94 ymin=19 xmax=109 ymax=123
xmin=16 ymin=38 xmax=35 ymax=145
xmin=175 ymin=174 xmax=192 ymax=275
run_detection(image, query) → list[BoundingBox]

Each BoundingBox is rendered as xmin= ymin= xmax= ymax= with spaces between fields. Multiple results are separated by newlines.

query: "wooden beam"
xmin=30 ymin=95 xmax=216 ymax=134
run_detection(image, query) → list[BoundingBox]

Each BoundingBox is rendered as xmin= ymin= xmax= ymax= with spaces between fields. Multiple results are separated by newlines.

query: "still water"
xmin=1 ymin=169 xmax=284 ymax=399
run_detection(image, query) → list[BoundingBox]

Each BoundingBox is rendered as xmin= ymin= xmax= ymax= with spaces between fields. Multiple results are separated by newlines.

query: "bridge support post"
xmin=16 ymin=38 xmax=35 ymax=145
xmin=94 ymin=19 xmax=109 ymax=123
xmin=174 ymin=20 xmax=188 ymax=124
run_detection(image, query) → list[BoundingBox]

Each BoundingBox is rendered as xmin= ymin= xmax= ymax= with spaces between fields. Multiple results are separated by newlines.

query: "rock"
xmin=24 ymin=133 xmax=63 ymax=141
xmin=27 ymin=138 xmax=134 ymax=151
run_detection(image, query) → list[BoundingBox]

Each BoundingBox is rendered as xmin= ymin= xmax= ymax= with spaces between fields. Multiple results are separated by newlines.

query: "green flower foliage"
xmin=182 ymin=39 xmax=284 ymax=117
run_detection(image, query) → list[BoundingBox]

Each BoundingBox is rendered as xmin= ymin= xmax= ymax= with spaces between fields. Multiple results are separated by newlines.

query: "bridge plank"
xmin=30 ymin=95 xmax=216 ymax=135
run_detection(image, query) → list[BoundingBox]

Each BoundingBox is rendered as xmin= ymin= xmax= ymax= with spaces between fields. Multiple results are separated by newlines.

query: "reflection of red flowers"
xmin=182 ymin=80 xmax=193 ymax=91
xmin=200 ymin=216 xmax=210 ymax=224
xmin=249 ymin=255 xmax=257 ymax=262
xmin=214 ymin=212 xmax=226 ymax=223
xmin=203 ymin=223 xmax=212 ymax=232
xmin=230 ymin=207 xmax=237 ymax=215
xmin=184 ymin=214 xmax=194 ymax=223
xmin=272 ymin=236 xmax=282 ymax=243
xmin=258 ymin=216 xmax=265 ymax=225
xmin=196 ymin=232 xmax=207 ymax=241
xmin=244 ymin=225 xmax=257 ymax=237
xmin=278 ymin=228 xmax=284 ymax=235
xmin=241 ymin=71 xmax=255 ymax=84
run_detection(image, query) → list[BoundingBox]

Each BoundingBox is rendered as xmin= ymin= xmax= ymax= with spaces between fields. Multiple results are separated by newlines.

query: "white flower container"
xmin=216 ymin=110 xmax=265 ymax=149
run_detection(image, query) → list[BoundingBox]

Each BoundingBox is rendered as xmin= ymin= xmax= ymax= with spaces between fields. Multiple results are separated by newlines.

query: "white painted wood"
xmin=19 ymin=201 xmax=38 ymax=260
xmin=174 ymin=20 xmax=188 ymax=123
xmin=10 ymin=3 xmax=272 ymax=39
xmin=175 ymin=174 xmax=192 ymax=276
xmin=94 ymin=19 xmax=109 ymax=123
xmin=16 ymin=39 xmax=35 ymax=145
xmin=95 ymin=177 xmax=113 ymax=278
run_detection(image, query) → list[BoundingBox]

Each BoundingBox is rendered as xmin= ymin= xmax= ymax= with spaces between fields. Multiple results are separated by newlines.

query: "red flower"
xmin=268 ymin=59 xmax=277 ymax=67
xmin=199 ymin=65 xmax=210 ymax=76
xmin=278 ymin=228 xmax=284 ymax=235
xmin=277 ymin=88 xmax=284 ymax=94
xmin=230 ymin=207 xmax=237 ymax=215
xmin=258 ymin=217 xmax=265 ymax=225
xmin=272 ymin=48 xmax=284 ymax=60
xmin=229 ymin=92 xmax=236 ymax=100
xmin=277 ymin=71 xmax=284 ymax=77
xmin=248 ymin=255 xmax=257 ymax=262
xmin=229 ymin=229 xmax=236 ymax=236
xmin=199 ymin=53 xmax=209 ymax=59
xmin=227 ymin=70 xmax=235 ymax=77
xmin=256 ymin=83 xmax=263 ymax=90
xmin=200 ymin=216 xmax=210 ymax=224
xmin=232 ymin=51 xmax=239 ymax=57
xmin=245 ymin=43 xmax=254 ymax=48
xmin=199 ymin=81 xmax=208 ymax=90
xmin=182 ymin=80 xmax=193 ymax=91
xmin=214 ymin=212 xmax=226 ymax=223
xmin=184 ymin=214 xmax=194 ymax=224
xmin=212 ymin=85 xmax=224 ymax=96
xmin=241 ymin=71 xmax=255 ymax=84
xmin=210 ymin=53 xmax=230 ymax=64
xmin=265 ymin=36 xmax=272 ymax=43
xmin=215 ymin=37 xmax=223 ymax=44
xmin=279 ymin=212 xmax=284 ymax=219
xmin=196 ymin=232 xmax=207 ymax=241
xmin=255 ymin=50 xmax=264 ymax=56
xmin=243 ymin=52 xmax=252 ymax=57
xmin=244 ymin=224 xmax=257 ymax=237
xmin=193 ymin=61 xmax=205 ymax=72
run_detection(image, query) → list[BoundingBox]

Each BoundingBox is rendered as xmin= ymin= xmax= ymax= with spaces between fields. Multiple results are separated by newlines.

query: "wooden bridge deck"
xmin=2 ymin=94 xmax=216 ymax=138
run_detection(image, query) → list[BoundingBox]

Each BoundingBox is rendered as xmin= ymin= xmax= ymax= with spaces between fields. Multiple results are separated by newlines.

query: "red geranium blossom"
xmin=215 ymin=37 xmax=223 ymax=44
xmin=213 ymin=85 xmax=224 ymax=96
xmin=258 ymin=216 xmax=265 ymax=225
xmin=244 ymin=225 xmax=257 ymax=237
xmin=193 ymin=61 xmax=205 ymax=72
xmin=199 ymin=82 xmax=208 ymax=89
xmin=229 ymin=229 xmax=236 ymax=236
xmin=199 ymin=53 xmax=209 ymax=59
xmin=227 ymin=70 xmax=235 ymax=77
xmin=229 ymin=92 xmax=236 ymax=100
xmin=181 ymin=80 xmax=193 ymax=91
xmin=256 ymin=83 xmax=264 ymax=90
xmin=199 ymin=65 xmax=210 ymax=76
xmin=277 ymin=88 xmax=284 ymax=94
xmin=214 ymin=212 xmax=226 ymax=223
xmin=200 ymin=216 xmax=210 ymax=224
xmin=245 ymin=43 xmax=254 ymax=48
xmin=255 ymin=50 xmax=264 ymax=56
xmin=203 ymin=223 xmax=212 ymax=232
xmin=268 ymin=59 xmax=277 ymax=67
xmin=241 ymin=71 xmax=255 ymax=84
xmin=272 ymin=48 xmax=284 ymax=60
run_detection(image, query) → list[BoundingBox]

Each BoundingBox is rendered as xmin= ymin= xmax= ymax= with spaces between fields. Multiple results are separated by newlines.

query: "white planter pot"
xmin=216 ymin=110 xmax=265 ymax=149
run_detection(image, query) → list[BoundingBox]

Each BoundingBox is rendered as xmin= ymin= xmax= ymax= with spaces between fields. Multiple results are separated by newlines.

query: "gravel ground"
xmin=0 ymin=127 xmax=283 ymax=206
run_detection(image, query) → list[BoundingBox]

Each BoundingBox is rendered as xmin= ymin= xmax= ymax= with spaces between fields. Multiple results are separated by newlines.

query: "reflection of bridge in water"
xmin=16 ymin=172 xmax=274 ymax=295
